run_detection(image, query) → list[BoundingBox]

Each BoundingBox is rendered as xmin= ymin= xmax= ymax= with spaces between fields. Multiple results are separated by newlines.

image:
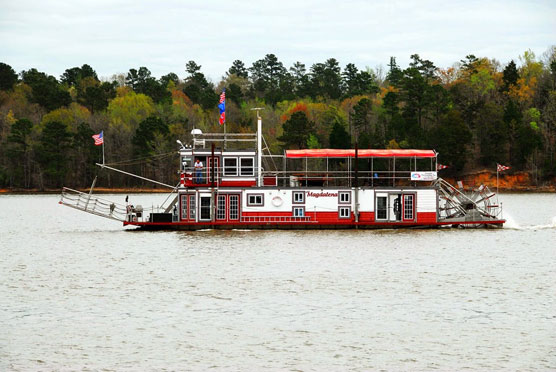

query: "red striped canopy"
xmin=285 ymin=149 xmax=437 ymax=159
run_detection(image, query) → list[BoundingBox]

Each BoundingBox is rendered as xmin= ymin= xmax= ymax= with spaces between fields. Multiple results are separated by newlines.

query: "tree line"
xmin=0 ymin=47 xmax=555 ymax=189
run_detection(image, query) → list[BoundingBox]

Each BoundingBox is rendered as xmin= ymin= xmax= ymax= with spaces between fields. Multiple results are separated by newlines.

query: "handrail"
xmin=240 ymin=215 xmax=315 ymax=223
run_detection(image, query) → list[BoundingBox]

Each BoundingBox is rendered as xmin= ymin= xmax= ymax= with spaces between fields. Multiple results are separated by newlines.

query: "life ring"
xmin=271 ymin=196 xmax=283 ymax=207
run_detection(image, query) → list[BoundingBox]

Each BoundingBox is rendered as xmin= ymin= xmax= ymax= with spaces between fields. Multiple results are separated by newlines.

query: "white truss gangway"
xmin=59 ymin=187 xmax=127 ymax=222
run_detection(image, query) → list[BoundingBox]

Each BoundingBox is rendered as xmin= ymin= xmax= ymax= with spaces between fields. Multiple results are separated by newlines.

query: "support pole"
xmin=257 ymin=116 xmax=262 ymax=186
xmin=354 ymin=142 xmax=359 ymax=223
xmin=393 ymin=157 xmax=396 ymax=187
xmin=283 ymin=151 xmax=287 ymax=187
xmin=84 ymin=176 xmax=98 ymax=211
xmin=211 ymin=143 xmax=215 ymax=222
xmin=250 ymin=107 xmax=264 ymax=187
xmin=497 ymin=168 xmax=499 ymax=195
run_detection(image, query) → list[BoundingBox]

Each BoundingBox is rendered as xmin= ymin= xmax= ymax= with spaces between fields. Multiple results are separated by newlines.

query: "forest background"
xmin=1 ymin=47 xmax=555 ymax=190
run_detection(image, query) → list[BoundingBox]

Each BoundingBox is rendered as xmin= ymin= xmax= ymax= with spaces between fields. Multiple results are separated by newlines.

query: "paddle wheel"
xmin=434 ymin=178 xmax=502 ymax=227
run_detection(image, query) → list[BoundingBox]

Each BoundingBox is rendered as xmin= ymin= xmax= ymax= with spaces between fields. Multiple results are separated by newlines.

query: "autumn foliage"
xmin=0 ymin=48 xmax=555 ymax=190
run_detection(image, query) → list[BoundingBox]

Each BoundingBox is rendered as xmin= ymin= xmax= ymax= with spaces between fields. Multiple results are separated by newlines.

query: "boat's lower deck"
xmin=123 ymin=219 xmax=506 ymax=230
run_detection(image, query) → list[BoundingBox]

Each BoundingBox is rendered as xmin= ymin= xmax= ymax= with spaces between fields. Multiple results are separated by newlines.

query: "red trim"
xmin=359 ymin=211 xmax=374 ymax=222
xmin=124 ymin=219 xmax=505 ymax=228
xmin=263 ymin=176 xmax=277 ymax=186
xmin=286 ymin=149 xmax=436 ymax=159
xmin=417 ymin=212 xmax=437 ymax=223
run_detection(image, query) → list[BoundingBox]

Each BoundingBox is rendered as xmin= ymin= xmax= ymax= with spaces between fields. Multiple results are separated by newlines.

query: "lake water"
xmin=1 ymin=193 xmax=555 ymax=371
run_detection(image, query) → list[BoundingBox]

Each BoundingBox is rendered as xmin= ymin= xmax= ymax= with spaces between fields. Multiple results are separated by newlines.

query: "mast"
xmin=251 ymin=108 xmax=264 ymax=187
xmin=354 ymin=142 xmax=359 ymax=223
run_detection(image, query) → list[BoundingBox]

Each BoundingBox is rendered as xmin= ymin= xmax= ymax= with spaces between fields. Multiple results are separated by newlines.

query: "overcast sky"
xmin=1 ymin=0 xmax=554 ymax=82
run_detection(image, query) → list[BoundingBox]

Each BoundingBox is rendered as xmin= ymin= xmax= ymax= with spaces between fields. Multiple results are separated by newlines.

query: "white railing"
xmin=240 ymin=215 xmax=314 ymax=223
xmin=59 ymin=187 xmax=127 ymax=221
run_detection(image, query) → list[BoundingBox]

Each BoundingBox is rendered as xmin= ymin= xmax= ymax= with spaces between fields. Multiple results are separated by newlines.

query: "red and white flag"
xmin=437 ymin=164 xmax=449 ymax=170
xmin=92 ymin=131 xmax=103 ymax=146
xmin=497 ymin=163 xmax=510 ymax=172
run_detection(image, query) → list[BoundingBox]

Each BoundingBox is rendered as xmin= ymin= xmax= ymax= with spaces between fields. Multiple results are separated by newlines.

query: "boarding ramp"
xmin=59 ymin=187 xmax=127 ymax=222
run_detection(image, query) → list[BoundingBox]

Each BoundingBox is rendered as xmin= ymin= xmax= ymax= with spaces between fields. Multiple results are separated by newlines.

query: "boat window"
xmin=247 ymin=194 xmax=264 ymax=206
xmin=229 ymin=195 xmax=239 ymax=220
xmin=376 ymin=196 xmax=387 ymax=220
xmin=223 ymin=157 xmax=238 ymax=176
xmin=293 ymin=191 xmax=304 ymax=204
xmin=181 ymin=195 xmax=188 ymax=220
xmin=293 ymin=207 xmax=305 ymax=217
xmin=188 ymin=195 xmax=196 ymax=220
xmin=240 ymin=157 xmax=254 ymax=176
xmin=181 ymin=156 xmax=191 ymax=171
xmin=200 ymin=196 xmax=211 ymax=220
xmin=339 ymin=191 xmax=351 ymax=204
xmin=404 ymin=194 xmax=414 ymax=220
xmin=339 ymin=207 xmax=350 ymax=219
xmin=217 ymin=195 xmax=226 ymax=220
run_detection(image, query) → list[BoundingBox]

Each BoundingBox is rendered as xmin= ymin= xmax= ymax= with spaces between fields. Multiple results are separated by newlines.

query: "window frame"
xmin=239 ymin=157 xmax=255 ymax=177
xmin=199 ymin=195 xmax=211 ymax=221
xmin=292 ymin=191 xmax=305 ymax=204
xmin=181 ymin=194 xmax=188 ymax=220
xmin=188 ymin=194 xmax=196 ymax=221
xmin=293 ymin=206 xmax=305 ymax=217
xmin=339 ymin=206 xmax=351 ymax=219
xmin=229 ymin=194 xmax=240 ymax=220
xmin=247 ymin=193 xmax=264 ymax=206
xmin=216 ymin=194 xmax=226 ymax=220
xmin=223 ymin=156 xmax=238 ymax=177
xmin=338 ymin=191 xmax=351 ymax=204
xmin=403 ymin=193 xmax=415 ymax=221
xmin=376 ymin=195 xmax=388 ymax=221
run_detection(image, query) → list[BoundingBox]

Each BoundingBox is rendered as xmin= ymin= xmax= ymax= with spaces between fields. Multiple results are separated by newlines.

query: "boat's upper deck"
xmin=178 ymin=132 xmax=439 ymax=189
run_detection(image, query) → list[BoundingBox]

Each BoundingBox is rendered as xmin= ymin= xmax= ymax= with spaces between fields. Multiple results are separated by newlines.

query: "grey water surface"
xmin=1 ymin=193 xmax=555 ymax=371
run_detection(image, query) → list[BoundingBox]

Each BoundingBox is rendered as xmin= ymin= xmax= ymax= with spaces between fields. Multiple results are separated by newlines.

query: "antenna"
xmin=176 ymin=139 xmax=185 ymax=150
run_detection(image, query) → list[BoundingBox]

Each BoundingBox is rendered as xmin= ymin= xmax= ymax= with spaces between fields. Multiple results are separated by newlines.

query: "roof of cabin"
xmin=285 ymin=149 xmax=437 ymax=159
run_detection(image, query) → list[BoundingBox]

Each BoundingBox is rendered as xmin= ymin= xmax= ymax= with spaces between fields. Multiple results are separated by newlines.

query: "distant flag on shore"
xmin=218 ymin=89 xmax=226 ymax=125
xmin=92 ymin=131 xmax=104 ymax=146
xmin=437 ymin=164 xmax=449 ymax=170
xmin=497 ymin=163 xmax=510 ymax=172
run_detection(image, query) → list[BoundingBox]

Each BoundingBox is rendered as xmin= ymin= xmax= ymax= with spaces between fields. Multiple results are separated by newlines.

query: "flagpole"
xmin=102 ymin=137 xmax=105 ymax=165
xmin=496 ymin=165 xmax=499 ymax=195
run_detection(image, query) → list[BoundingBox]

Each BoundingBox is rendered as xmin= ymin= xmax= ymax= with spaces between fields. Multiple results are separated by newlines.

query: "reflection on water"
xmin=0 ymin=193 xmax=555 ymax=370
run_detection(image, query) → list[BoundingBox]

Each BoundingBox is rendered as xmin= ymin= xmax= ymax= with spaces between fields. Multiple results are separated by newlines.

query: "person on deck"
xmin=194 ymin=158 xmax=203 ymax=184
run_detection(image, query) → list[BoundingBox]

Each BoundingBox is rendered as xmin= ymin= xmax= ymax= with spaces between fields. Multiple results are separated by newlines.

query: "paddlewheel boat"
xmin=60 ymin=112 xmax=505 ymax=229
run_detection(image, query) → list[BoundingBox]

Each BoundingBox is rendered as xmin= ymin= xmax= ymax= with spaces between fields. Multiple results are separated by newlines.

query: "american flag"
xmin=497 ymin=163 xmax=510 ymax=172
xmin=92 ymin=131 xmax=103 ymax=146
xmin=437 ymin=164 xmax=449 ymax=170
xmin=218 ymin=89 xmax=225 ymax=125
